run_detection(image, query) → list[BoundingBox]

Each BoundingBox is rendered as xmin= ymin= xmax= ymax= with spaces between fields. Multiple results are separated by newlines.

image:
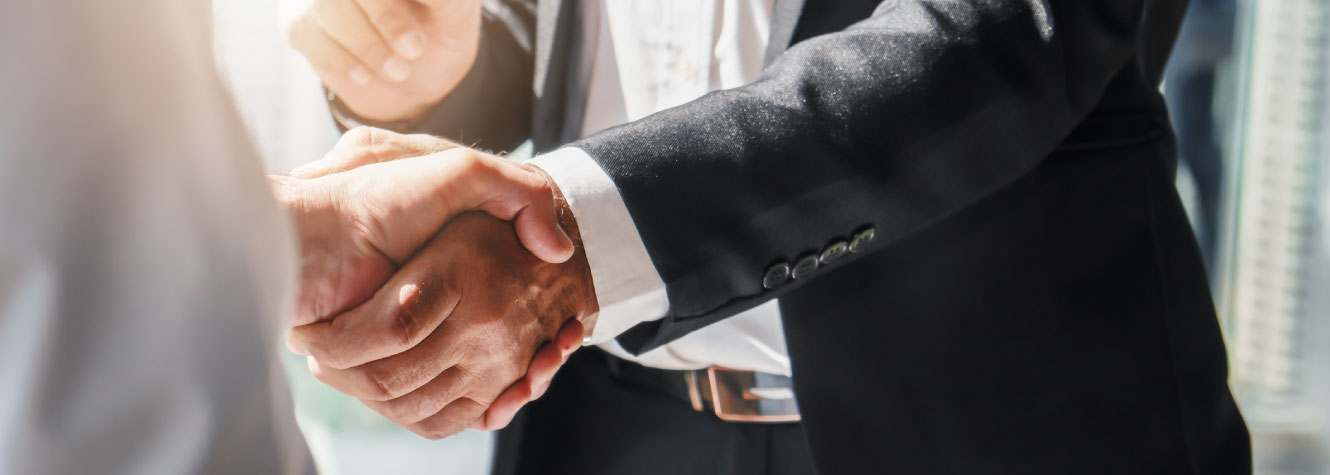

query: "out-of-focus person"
xmin=0 ymin=1 xmax=313 ymax=473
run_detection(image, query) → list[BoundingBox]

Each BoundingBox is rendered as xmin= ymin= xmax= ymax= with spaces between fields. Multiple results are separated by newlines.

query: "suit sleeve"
xmin=331 ymin=0 xmax=537 ymax=152
xmin=567 ymin=0 xmax=1159 ymax=353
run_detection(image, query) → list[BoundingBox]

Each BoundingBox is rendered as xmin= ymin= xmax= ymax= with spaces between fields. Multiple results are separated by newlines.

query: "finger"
xmin=291 ymin=127 xmax=460 ymax=179
xmin=286 ymin=332 xmax=310 ymax=356
xmin=359 ymin=366 xmax=473 ymax=424
xmin=286 ymin=12 xmax=375 ymax=90
xmin=555 ymin=319 xmax=586 ymax=354
xmin=270 ymin=173 xmax=373 ymax=326
xmin=354 ymin=0 xmax=427 ymax=60
xmin=315 ymin=0 xmax=412 ymax=83
xmin=303 ymin=324 xmax=466 ymax=401
xmin=406 ymin=397 xmax=487 ymax=440
xmin=533 ymin=319 xmax=585 ymax=400
xmin=300 ymin=150 xmax=573 ymax=269
xmin=525 ymin=320 xmax=580 ymax=390
xmin=512 ymin=164 xmax=575 ymax=263
xmin=470 ymin=319 xmax=584 ymax=431
xmin=479 ymin=345 xmax=556 ymax=430
xmin=290 ymin=253 xmax=460 ymax=369
xmin=476 ymin=344 xmax=559 ymax=432
xmin=470 ymin=376 xmax=533 ymax=432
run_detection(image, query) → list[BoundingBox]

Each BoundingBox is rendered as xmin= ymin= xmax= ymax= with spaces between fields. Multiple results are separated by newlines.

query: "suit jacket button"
xmin=849 ymin=227 xmax=876 ymax=253
xmin=762 ymin=262 xmax=791 ymax=289
xmin=792 ymin=254 xmax=820 ymax=280
xmin=819 ymin=241 xmax=849 ymax=264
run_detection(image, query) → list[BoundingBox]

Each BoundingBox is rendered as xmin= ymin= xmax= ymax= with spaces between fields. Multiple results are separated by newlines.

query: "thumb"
xmin=512 ymin=201 xmax=575 ymax=264
xmin=478 ymin=161 xmax=576 ymax=264
xmin=363 ymin=150 xmax=577 ymax=265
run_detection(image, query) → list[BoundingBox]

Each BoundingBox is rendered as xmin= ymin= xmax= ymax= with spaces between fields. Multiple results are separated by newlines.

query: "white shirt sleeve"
xmin=528 ymin=147 xmax=671 ymax=345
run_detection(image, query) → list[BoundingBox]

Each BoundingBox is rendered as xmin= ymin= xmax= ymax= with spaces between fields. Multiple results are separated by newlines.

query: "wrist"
xmin=523 ymin=163 xmax=601 ymax=335
xmin=328 ymin=88 xmax=444 ymax=131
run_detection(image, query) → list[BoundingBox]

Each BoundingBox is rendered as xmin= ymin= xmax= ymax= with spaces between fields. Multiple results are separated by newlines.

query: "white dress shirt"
xmin=0 ymin=1 xmax=313 ymax=473
xmin=530 ymin=0 xmax=791 ymax=375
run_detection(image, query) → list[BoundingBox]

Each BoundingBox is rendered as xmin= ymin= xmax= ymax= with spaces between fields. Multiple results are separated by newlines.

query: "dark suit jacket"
xmin=343 ymin=0 xmax=1252 ymax=473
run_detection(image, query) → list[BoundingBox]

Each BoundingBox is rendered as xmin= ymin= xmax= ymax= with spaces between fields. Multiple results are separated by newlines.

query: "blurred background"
xmin=212 ymin=0 xmax=1329 ymax=473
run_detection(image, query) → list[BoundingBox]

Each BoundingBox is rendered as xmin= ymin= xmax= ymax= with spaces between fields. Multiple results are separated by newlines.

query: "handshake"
xmin=270 ymin=127 xmax=599 ymax=439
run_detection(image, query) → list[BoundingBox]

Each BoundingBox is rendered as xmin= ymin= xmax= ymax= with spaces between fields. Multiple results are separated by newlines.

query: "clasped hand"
xmin=271 ymin=127 xmax=598 ymax=438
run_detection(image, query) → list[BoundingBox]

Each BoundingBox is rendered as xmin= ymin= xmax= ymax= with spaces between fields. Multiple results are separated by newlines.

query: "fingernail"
xmin=395 ymin=32 xmax=425 ymax=60
xmin=349 ymin=66 xmax=372 ymax=86
xmin=383 ymin=57 xmax=411 ymax=83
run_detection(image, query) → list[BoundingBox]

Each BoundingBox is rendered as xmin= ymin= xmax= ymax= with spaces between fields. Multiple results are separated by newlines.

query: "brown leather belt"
xmin=601 ymin=350 xmax=801 ymax=423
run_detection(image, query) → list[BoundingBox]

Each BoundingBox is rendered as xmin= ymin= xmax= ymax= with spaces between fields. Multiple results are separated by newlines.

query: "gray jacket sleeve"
xmin=0 ymin=2 xmax=313 ymax=473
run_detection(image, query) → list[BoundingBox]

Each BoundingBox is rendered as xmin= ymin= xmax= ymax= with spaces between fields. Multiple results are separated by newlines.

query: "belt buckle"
xmin=686 ymin=366 xmax=800 ymax=423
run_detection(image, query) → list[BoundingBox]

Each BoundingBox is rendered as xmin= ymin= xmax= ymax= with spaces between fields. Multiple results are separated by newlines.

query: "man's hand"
xmin=272 ymin=127 xmax=590 ymax=432
xmin=280 ymin=0 xmax=481 ymax=122
xmin=271 ymin=127 xmax=574 ymax=326
xmin=289 ymin=212 xmax=598 ymax=439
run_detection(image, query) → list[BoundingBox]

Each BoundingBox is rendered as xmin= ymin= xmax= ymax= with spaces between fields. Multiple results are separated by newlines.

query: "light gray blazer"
xmin=0 ymin=1 xmax=313 ymax=473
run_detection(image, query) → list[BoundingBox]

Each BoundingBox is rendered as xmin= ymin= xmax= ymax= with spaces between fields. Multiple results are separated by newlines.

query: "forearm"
xmin=570 ymin=0 xmax=1154 ymax=351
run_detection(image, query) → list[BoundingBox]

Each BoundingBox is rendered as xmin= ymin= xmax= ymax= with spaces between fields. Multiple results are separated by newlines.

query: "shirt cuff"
xmin=529 ymin=147 xmax=670 ymax=345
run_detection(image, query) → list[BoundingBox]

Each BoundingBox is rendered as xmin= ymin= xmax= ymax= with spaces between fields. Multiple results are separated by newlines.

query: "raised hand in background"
xmin=280 ymin=0 xmax=481 ymax=122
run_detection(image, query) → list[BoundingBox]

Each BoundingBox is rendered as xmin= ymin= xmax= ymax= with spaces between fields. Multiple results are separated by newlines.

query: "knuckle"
xmin=454 ymin=149 xmax=486 ymax=174
xmin=314 ymin=345 xmax=357 ymax=372
xmin=411 ymin=420 xmax=453 ymax=440
xmin=317 ymin=350 xmax=352 ymax=371
xmin=379 ymin=399 xmax=419 ymax=424
xmin=408 ymin=133 xmax=454 ymax=155
xmin=409 ymin=424 xmax=445 ymax=440
xmin=342 ymin=126 xmax=376 ymax=147
xmin=388 ymin=299 xmax=424 ymax=348
xmin=433 ymin=345 xmax=465 ymax=376
xmin=447 ymin=397 xmax=487 ymax=423
xmin=361 ymin=366 xmax=402 ymax=401
xmin=421 ymin=420 xmax=464 ymax=440
xmin=314 ymin=329 xmax=353 ymax=369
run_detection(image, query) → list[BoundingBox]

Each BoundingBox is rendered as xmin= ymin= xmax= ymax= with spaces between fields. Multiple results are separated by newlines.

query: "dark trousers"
xmin=491 ymin=350 xmax=819 ymax=475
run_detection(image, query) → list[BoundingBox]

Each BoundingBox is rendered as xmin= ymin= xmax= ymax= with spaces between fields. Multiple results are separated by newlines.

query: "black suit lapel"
xmin=765 ymin=0 xmax=808 ymax=65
